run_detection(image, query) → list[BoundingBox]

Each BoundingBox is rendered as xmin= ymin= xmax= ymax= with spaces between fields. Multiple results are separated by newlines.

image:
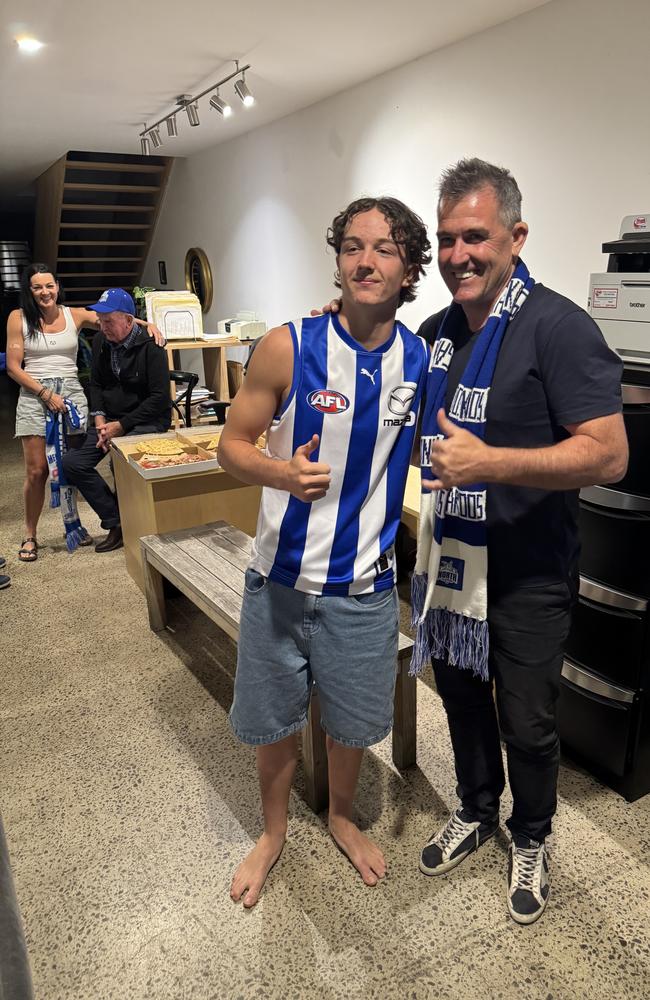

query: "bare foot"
xmin=230 ymin=832 xmax=285 ymax=908
xmin=328 ymin=814 xmax=387 ymax=886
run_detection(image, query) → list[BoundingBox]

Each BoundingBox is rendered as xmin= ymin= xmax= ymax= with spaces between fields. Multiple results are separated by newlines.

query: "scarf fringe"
xmin=410 ymin=607 xmax=489 ymax=681
xmin=410 ymin=571 xmax=428 ymax=628
xmin=409 ymin=572 xmax=489 ymax=679
xmin=65 ymin=520 xmax=85 ymax=553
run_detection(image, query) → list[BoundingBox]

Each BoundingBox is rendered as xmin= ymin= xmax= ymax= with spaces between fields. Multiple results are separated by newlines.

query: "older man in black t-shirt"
xmin=416 ymin=158 xmax=627 ymax=925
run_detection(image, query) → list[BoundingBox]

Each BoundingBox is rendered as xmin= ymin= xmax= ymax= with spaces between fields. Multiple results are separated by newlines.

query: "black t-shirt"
xmin=417 ymin=283 xmax=623 ymax=595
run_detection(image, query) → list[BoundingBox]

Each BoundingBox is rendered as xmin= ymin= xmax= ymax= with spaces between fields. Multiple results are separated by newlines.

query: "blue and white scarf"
xmin=45 ymin=395 xmax=91 ymax=553
xmin=410 ymin=260 xmax=535 ymax=680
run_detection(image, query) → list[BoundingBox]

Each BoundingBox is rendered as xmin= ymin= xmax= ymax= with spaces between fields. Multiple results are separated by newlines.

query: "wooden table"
xmin=111 ymin=430 xmax=261 ymax=593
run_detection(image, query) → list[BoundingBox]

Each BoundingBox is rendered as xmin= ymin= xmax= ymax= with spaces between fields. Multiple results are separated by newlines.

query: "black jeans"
xmin=62 ymin=425 xmax=166 ymax=529
xmin=432 ymin=580 xmax=574 ymax=843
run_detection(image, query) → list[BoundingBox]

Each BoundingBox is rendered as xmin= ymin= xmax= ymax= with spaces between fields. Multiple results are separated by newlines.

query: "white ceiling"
xmin=1 ymin=0 xmax=550 ymax=193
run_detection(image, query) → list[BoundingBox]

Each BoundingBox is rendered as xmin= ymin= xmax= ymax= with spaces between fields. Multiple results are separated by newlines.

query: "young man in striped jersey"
xmin=218 ymin=196 xmax=431 ymax=907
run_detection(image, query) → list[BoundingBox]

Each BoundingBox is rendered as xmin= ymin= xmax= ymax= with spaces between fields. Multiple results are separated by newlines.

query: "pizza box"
xmin=127 ymin=440 xmax=220 ymax=479
xmin=177 ymin=429 xmax=221 ymax=456
xmin=177 ymin=429 xmax=266 ymax=456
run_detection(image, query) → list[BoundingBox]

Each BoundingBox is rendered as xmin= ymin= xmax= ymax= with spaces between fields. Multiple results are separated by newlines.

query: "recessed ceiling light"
xmin=16 ymin=37 xmax=44 ymax=53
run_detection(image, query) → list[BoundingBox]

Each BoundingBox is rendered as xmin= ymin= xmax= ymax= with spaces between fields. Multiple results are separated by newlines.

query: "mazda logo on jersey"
xmin=307 ymin=389 xmax=350 ymax=414
xmin=388 ymin=383 xmax=416 ymax=417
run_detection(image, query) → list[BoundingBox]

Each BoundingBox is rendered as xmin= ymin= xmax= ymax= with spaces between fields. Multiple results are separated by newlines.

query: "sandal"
xmin=18 ymin=537 xmax=38 ymax=562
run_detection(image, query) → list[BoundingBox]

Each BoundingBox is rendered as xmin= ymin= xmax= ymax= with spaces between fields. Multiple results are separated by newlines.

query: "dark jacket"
xmin=89 ymin=327 xmax=171 ymax=433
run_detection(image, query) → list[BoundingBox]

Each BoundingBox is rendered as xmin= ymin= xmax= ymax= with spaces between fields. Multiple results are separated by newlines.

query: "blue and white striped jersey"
xmin=249 ymin=313 xmax=429 ymax=595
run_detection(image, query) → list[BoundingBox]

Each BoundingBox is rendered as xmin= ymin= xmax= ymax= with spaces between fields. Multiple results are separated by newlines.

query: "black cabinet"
xmin=559 ymin=369 xmax=650 ymax=801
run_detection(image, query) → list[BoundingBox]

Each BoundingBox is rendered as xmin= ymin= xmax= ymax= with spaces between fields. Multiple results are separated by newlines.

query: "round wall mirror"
xmin=184 ymin=247 xmax=213 ymax=312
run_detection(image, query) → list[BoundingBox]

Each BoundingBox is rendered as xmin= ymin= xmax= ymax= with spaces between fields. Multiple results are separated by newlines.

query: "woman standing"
xmin=6 ymin=264 xmax=164 ymax=561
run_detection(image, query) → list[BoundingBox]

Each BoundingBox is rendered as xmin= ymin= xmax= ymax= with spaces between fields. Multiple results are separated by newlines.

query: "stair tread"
xmin=62 ymin=203 xmax=156 ymax=212
xmin=64 ymin=182 xmax=161 ymax=193
xmin=59 ymin=240 xmax=148 ymax=245
xmin=66 ymin=160 xmax=165 ymax=173
xmin=60 ymin=223 xmax=150 ymax=229
xmin=57 ymin=257 xmax=143 ymax=262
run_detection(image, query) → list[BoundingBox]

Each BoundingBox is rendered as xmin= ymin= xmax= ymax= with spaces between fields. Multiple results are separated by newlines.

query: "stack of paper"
xmin=145 ymin=290 xmax=203 ymax=341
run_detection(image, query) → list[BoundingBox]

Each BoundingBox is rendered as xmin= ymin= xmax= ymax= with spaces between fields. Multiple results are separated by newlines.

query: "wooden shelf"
xmin=66 ymin=160 xmax=165 ymax=173
xmin=64 ymin=182 xmax=160 ymax=194
xmin=62 ymin=203 xmax=156 ymax=212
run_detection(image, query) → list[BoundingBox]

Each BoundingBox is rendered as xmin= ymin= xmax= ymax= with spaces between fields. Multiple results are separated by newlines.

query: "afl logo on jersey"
xmin=307 ymin=389 xmax=350 ymax=414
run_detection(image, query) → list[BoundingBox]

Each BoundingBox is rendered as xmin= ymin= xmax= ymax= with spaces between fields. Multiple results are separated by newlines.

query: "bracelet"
xmin=37 ymin=387 xmax=46 ymax=399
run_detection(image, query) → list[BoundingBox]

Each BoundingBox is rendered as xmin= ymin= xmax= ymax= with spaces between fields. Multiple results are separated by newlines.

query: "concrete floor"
xmin=1 ymin=370 xmax=650 ymax=1000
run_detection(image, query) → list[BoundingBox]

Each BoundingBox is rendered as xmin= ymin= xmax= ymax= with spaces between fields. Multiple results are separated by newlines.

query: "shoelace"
xmin=512 ymin=845 xmax=543 ymax=892
xmin=435 ymin=812 xmax=473 ymax=851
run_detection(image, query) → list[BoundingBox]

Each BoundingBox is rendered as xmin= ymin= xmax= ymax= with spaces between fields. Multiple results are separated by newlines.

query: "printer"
xmin=588 ymin=214 xmax=650 ymax=363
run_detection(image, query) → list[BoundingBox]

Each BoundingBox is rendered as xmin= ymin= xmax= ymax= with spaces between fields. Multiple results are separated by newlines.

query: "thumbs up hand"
xmin=423 ymin=408 xmax=492 ymax=491
xmin=285 ymin=434 xmax=332 ymax=501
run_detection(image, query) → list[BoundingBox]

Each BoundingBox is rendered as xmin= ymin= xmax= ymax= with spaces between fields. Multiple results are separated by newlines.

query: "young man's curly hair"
xmin=326 ymin=196 xmax=431 ymax=307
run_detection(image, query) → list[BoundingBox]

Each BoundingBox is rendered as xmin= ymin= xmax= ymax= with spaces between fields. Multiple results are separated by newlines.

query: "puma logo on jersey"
xmin=361 ymin=368 xmax=378 ymax=385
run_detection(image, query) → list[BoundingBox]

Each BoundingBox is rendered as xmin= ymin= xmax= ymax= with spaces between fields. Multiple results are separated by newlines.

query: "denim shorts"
xmin=15 ymin=377 xmax=88 ymax=437
xmin=230 ymin=569 xmax=399 ymax=748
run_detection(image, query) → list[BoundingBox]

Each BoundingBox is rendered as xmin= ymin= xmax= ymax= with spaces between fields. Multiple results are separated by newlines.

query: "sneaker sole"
xmin=419 ymin=825 xmax=498 ymax=877
xmin=507 ymin=889 xmax=549 ymax=925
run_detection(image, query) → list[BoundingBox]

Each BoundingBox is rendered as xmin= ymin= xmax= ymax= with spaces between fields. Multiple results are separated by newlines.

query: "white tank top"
xmin=22 ymin=305 xmax=79 ymax=379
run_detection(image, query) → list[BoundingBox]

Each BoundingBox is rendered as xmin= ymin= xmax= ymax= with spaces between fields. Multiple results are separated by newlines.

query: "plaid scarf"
xmin=44 ymin=390 xmax=91 ymax=552
xmin=410 ymin=260 xmax=534 ymax=680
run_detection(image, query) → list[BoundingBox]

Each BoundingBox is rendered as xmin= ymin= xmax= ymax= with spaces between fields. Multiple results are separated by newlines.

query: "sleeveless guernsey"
xmin=22 ymin=306 xmax=79 ymax=379
xmin=249 ymin=313 xmax=429 ymax=595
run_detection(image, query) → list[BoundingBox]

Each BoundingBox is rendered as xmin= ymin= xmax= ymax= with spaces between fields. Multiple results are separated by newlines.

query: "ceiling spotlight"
xmin=149 ymin=127 xmax=163 ymax=149
xmin=186 ymin=102 xmax=200 ymax=126
xmin=210 ymin=91 xmax=232 ymax=118
xmin=140 ymin=135 xmax=151 ymax=156
xmin=234 ymin=74 xmax=255 ymax=107
xmin=166 ymin=115 xmax=178 ymax=137
xmin=177 ymin=94 xmax=200 ymax=127
xmin=16 ymin=37 xmax=43 ymax=53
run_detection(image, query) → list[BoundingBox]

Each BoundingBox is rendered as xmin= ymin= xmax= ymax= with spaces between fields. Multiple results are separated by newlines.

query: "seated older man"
xmin=62 ymin=289 xmax=171 ymax=552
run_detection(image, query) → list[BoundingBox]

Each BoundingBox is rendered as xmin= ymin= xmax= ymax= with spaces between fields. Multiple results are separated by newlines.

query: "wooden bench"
xmin=140 ymin=521 xmax=416 ymax=813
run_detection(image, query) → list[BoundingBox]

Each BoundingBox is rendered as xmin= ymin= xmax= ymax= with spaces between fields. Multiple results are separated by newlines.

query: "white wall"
xmin=143 ymin=0 xmax=650 ymax=338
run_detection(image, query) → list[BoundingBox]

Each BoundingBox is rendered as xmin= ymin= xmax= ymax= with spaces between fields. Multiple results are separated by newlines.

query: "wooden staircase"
xmin=33 ymin=150 xmax=173 ymax=306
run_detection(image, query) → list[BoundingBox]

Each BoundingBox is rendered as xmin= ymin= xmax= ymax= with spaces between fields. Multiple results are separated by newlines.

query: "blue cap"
xmin=88 ymin=288 xmax=136 ymax=315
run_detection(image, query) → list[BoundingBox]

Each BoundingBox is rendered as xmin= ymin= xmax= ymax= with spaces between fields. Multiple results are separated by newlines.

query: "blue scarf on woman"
xmin=45 ymin=394 xmax=91 ymax=552
xmin=411 ymin=260 xmax=535 ymax=680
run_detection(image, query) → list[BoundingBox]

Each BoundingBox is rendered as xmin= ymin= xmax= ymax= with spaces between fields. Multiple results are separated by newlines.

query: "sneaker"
xmin=420 ymin=809 xmax=499 ymax=876
xmin=0 ymin=573 xmax=10 ymax=590
xmin=507 ymin=837 xmax=550 ymax=924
